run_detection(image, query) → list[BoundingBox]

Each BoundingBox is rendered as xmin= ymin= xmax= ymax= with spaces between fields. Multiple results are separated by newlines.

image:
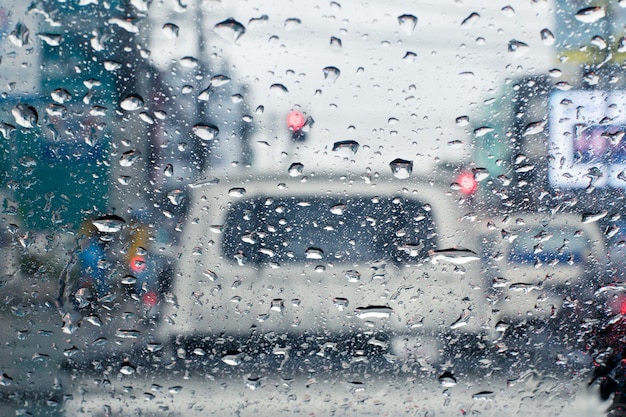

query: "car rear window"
xmin=507 ymin=226 xmax=588 ymax=265
xmin=222 ymin=195 xmax=437 ymax=265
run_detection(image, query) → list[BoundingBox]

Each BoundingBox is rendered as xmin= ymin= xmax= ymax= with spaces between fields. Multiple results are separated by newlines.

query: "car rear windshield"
xmin=222 ymin=195 xmax=437 ymax=265
xmin=508 ymin=226 xmax=589 ymax=265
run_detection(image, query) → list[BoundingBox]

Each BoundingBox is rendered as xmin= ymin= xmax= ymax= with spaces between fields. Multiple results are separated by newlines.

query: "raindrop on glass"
xmin=210 ymin=74 xmax=231 ymax=87
xmin=540 ymin=28 xmax=555 ymax=45
xmin=461 ymin=12 xmax=480 ymax=27
xmin=228 ymin=187 xmax=246 ymax=197
xmin=397 ymin=14 xmax=418 ymax=35
xmin=330 ymin=36 xmax=342 ymax=49
xmin=11 ymin=104 xmax=38 ymax=128
xmin=288 ymin=162 xmax=304 ymax=177
xmin=284 ymin=18 xmax=302 ymax=30
xmin=501 ymin=5 xmax=515 ymax=17
xmin=270 ymin=83 xmax=289 ymax=95
xmin=119 ymin=149 xmax=141 ymax=167
xmin=575 ymin=6 xmax=605 ymax=23
xmin=214 ymin=18 xmax=246 ymax=43
xmin=38 ymin=33 xmax=63 ymax=46
xmin=508 ymin=39 xmax=529 ymax=57
xmin=305 ymin=247 xmax=324 ymax=260
xmin=92 ymin=214 xmax=126 ymax=233
xmin=193 ymin=123 xmax=219 ymax=141
xmin=323 ymin=66 xmax=340 ymax=82
xmin=119 ymin=94 xmax=144 ymax=111
xmin=332 ymin=140 xmax=359 ymax=156
xmin=389 ymin=158 xmax=413 ymax=179
xmin=9 ymin=23 xmax=29 ymax=47
xmin=162 ymin=23 xmax=179 ymax=38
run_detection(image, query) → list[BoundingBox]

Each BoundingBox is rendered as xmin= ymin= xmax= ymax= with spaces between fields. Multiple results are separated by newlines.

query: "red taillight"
xmin=287 ymin=110 xmax=306 ymax=131
xmin=456 ymin=171 xmax=478 ymax=195
xmin=130 ymin=255 xmax=146 ymax=273
xmin=142 ymin=290 xmax=158 ymax=307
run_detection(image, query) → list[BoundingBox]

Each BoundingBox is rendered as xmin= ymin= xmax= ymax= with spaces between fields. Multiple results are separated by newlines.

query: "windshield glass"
xmin=2 ymin=1 xmax=626 ymax=416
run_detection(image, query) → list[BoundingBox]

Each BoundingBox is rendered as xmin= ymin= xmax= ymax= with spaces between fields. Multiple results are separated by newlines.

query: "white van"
xmin=157 ymin=173 xmax=496 ymax=358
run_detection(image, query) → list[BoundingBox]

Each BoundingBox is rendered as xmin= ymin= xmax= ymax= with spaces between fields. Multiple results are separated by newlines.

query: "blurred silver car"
xmin=480 ymin=213 xmax=608 ymax=324
xmin=158 ymin=174 xmax=496 ymax=359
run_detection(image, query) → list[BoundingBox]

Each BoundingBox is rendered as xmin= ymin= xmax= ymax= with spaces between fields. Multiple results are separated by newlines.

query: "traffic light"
xmin=455 ymin=171 xmax=478 ymax=195
xmin=287 ymin=110 xmax=313 ymax=142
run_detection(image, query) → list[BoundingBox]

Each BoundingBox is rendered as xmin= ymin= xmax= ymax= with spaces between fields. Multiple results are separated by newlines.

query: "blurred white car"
xmin=480 ymin=213 xmax=608 ymax=323
xmin=157 ymin=174 xmax=496 ymax=359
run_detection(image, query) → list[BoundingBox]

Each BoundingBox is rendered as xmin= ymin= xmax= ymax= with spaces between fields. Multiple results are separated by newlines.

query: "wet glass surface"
xmin=1 ymin=0 xmax=626 ymax=416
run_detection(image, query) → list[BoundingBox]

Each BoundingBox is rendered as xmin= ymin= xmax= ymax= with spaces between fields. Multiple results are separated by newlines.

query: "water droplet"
xmin=472 ymin=391 xmax=495 ymax=401
xmin=330 ymin=36 xmax=342 ymax=49
xmin=9 ymin=23 xmax=29 ymax=47
xmin=397 ymin=14 xmax=418 ymax=35
xmin=214 ymin=18 xmax=246 ymax=43
xmin=355 ymin=305 xmax=393 ymax=319
xmin=270 ymin=83 xmax=289 ymax=96
xmin=389 ymin=158 xmax=413 ymax=179
xmin=38 ymin=33 xmax=63 ymax=46
xmin=474 ymin=126 xmax=494 ymax=137
xmin=461 ymin=12 xmax=480 ymax=27
xmin=575 ymin=6 xmax=605 ymax=23
xmin=332 ymin=298 xmax=349 ymax=310
xmin=162 ymin=23 xmax=179 ymax=38
xmin=248 ymin=15 xmax=269 ymax=28
xmin=332 ymin=140 xmax=359 ymax=156
xmin=115 ymin=329 xmax=141 ymax=339
xmin=501 ymin=5 xmax=515 ymax=17
xmin=540 ymin=28 xmax=555 ymax=45
xmin=222 ymin=353 xmax=243 ymax=366
xmin=330 ymin=204 xmax=346 ymax=215
xmin=456 ymin=115 xmax=470 ymax=126
xmin=439 ymin=371 xmax=457 ymax=387
xmin=210 ymin=74 xmax=231 ymax=87
xmin=508 ymin=39 xmax=529 ymax=57
xmin=121 ymin=275 xmax=137 ymax=285
xmin=164 ymin=164 xmax=174 ymax=177
xmin=344 ymin=270 xmax=361 ymax=283
xmin=429 ymin=248 xmax=480 ymax=265
xmin=180 ymin=56 xmax=199 ymax=68
xmin=108 ymin=18 xmax=139 ymax=33
xmin=104 ymin=60 xmax=122 ymax=71
xmin=11 ymin=103 xmax=38 ymax=128
xmin=523 ymin=120 xmax=546 ymax=136
xmin=120 ymin=363 xmax=136 ymax=376
xmin=323 ymin=66 xmax=340 ymax=82
xmin=120 ymin=94 xmax=144 ymax=111
xmin=192 ymin=123 xmax=219 ymax=141
xmin=618 ymin=37 xmax=626 ymax=53
xmin=402 ymin=51 xmax=417 ymax=64
xmin=92 ymin=214 xmax=126 ymax=233
xmin=167 ymin=189 xmax=185 ymax=206
xmin=228 ymin=187 xmax=246 ymax=197
xmin=288 ymin=162 xmax=304 ymax=177
xmin=591 ymin=35 xmax=607 ymax=49
xmin=305 ymin=247 xmax=324 ymax=260
xmin=284 ymin=18 xmax=302 ymax=30
xmin=582 ymin=210 xmax=608 ymax=224
xmin=168 ymin=386 xmax=183 ymax=394
xmin=119 ymin=149 xmax=141 ymax=167
xmin=63 ymin=346 xmax=79 ymax=357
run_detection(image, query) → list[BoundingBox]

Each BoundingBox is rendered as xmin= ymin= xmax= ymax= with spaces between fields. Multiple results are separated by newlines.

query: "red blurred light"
xmin=457 ymin=171 xmax=478 ymax=195
xmin=142 ymin=290 xmax=158 ymax=307
xmin=130 ymin=255 xmax=146 ymax=273
xmin=287 ymin=110 xmax=306 ymax=131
